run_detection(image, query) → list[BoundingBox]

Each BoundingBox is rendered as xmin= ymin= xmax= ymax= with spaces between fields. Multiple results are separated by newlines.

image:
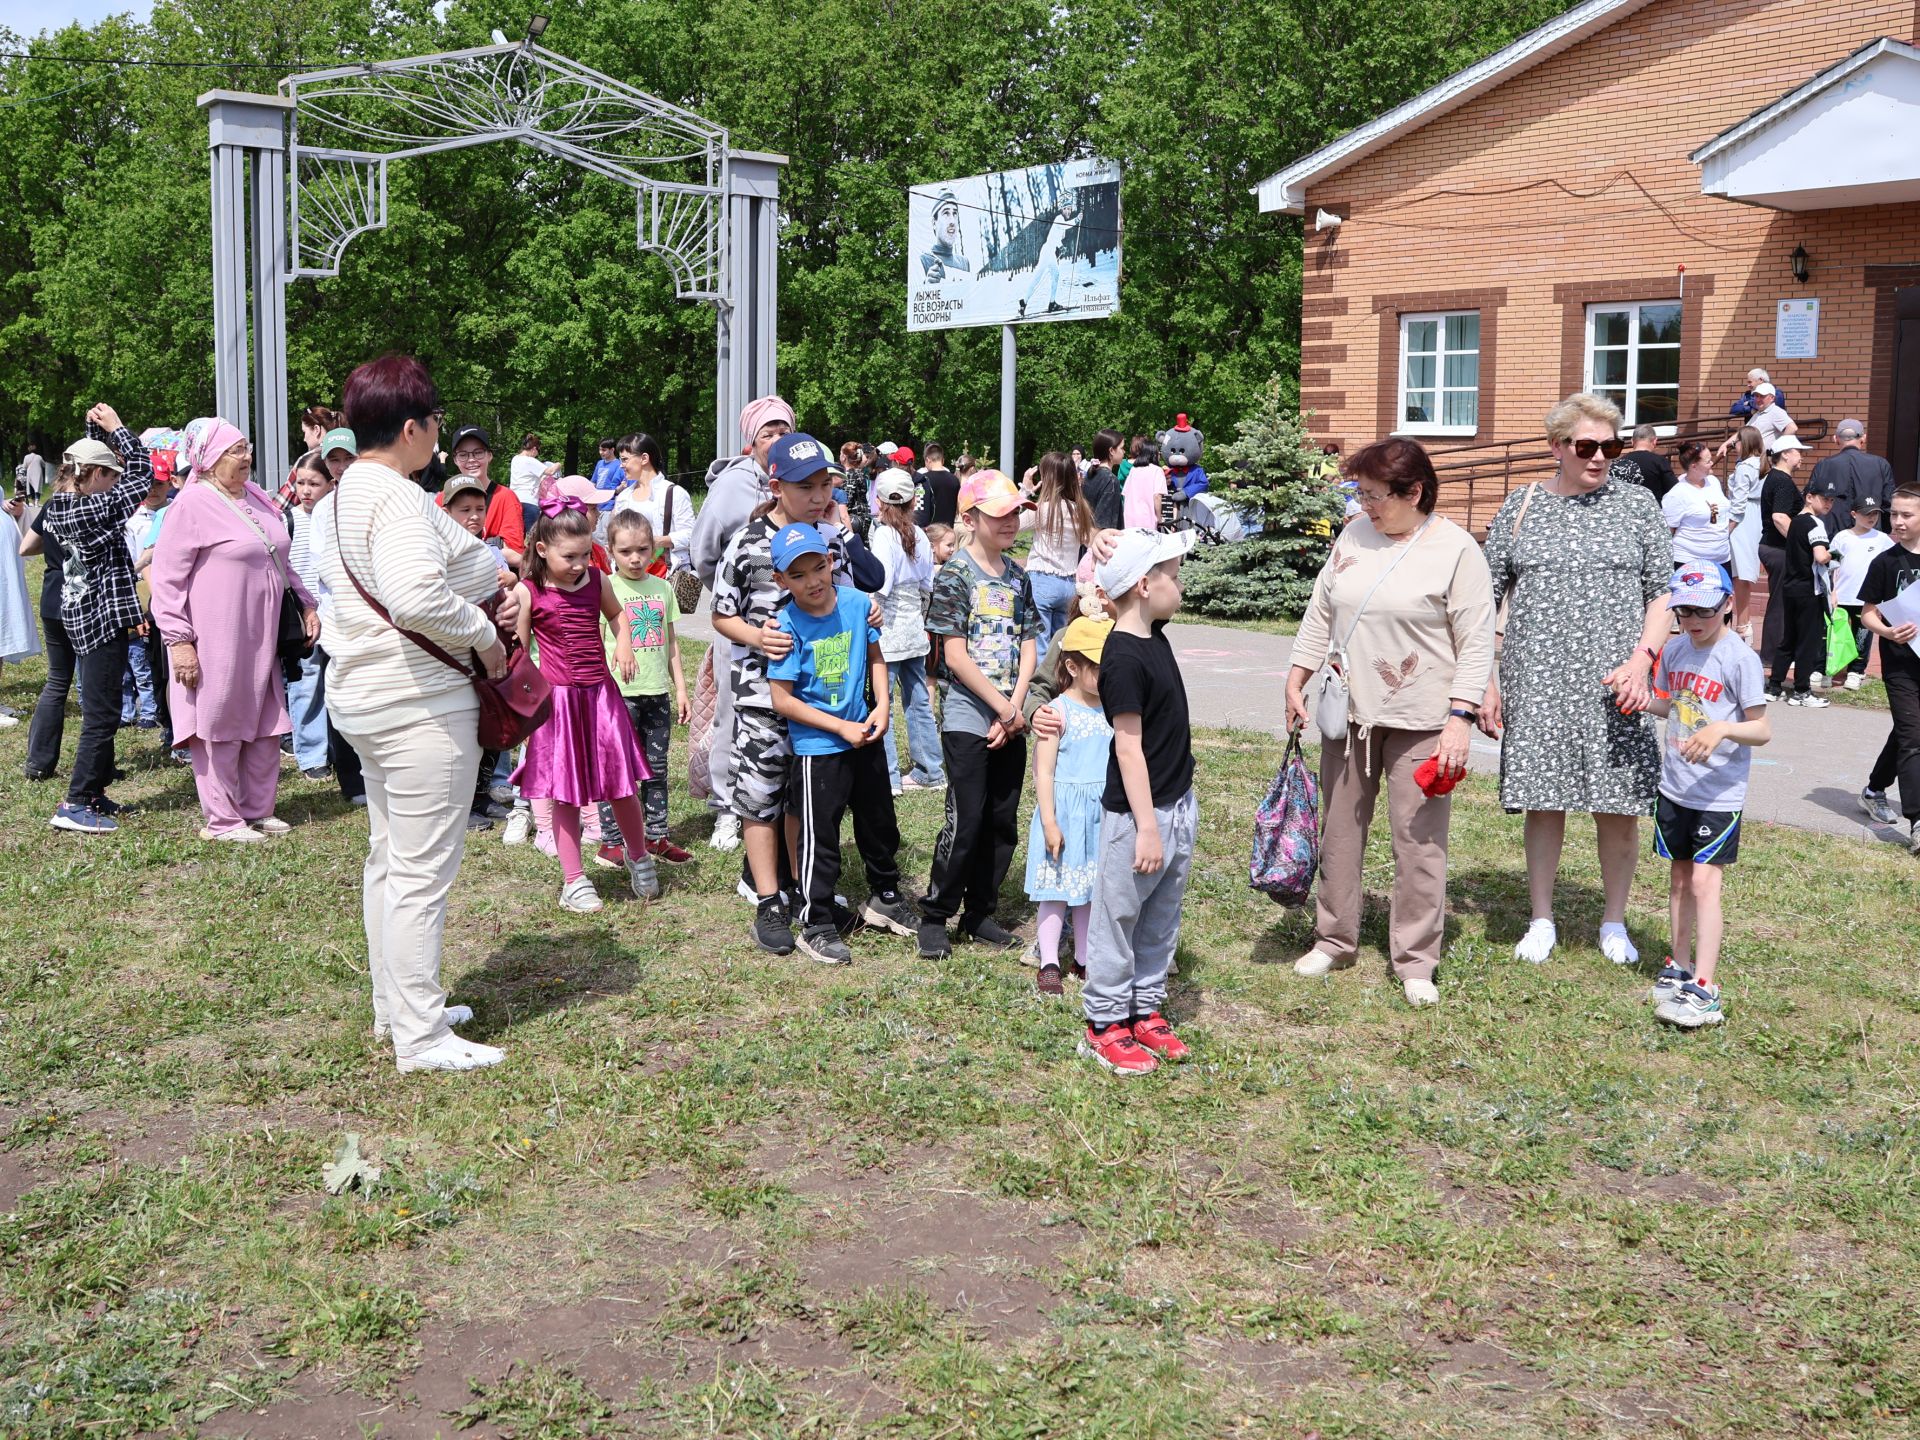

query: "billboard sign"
xmin=907 ymin=158 xmax=1121 ymax=333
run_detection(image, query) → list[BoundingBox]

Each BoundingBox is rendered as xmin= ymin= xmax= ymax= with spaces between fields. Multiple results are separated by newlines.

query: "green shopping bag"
xmin=1826 ymin=603 xmax=1860 ymax=677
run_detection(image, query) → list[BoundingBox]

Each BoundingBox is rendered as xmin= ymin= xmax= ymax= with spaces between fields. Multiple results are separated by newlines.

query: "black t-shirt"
xmin=1782 ymin=511 xmax=1831 ymax=595
xmin=1099 ymin=622 xmax=1193 ymax=812
xmin=1758 ymin=467 xmax=1803 ymax=548
xmin=1082 ymin=464 xmax=1123 ymax=530
xmin=916 ymin=469 xmax=961 ymax=528
xmin=30 ymin=511 xmax=65 ymax=621
xmin=1617 ymin=450 xmax=1676 ymax=503
xmin=1859 ymin=544 xmax=1920 ymax=675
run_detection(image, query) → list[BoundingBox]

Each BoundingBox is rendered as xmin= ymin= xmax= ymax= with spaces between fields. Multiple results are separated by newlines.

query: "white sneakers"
xmin=1598 ymin=922 xmax=1638 ymax=967
xmin=710 ymin=812 xmax=742 ymax=851
xmin=1291 ymin=949 xmax=1351 ymax=977
xmin=1403 ymin=977 xmax=1440 ymax=1007
xmin=201 ymin=825 xmax=265 ymax=843
xmin=559 ymin=876 xmax=602 ymax=913
xmin=396 ymin=1034 xmax=505 ymax=1074
xmin=1514 ymin=918 xmax=1558 ymax=964
xmin=250 ymin=816 xmax=292 ymax=835
xmin=1846 ymin=673 xmax=1865 ymax=691
xmin=374 ymin=1004 xmax=472 ymax=1042
xmin=502 ymin=808 xmax=531 ymax=845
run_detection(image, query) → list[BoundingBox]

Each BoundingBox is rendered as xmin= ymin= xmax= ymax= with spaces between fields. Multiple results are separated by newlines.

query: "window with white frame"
xmin=1586 ymin=301 xmax=1681 ymax=426
xmin=1397 ymin=312 xmax=1480 ymax=434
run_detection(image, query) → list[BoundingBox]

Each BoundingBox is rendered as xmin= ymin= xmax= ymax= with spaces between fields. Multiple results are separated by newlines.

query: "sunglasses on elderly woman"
xmin=1569 ymin=437 xmax=1626 ymax=459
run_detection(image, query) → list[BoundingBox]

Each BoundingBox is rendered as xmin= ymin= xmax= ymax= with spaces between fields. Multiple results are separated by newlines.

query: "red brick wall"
xmin=1299 ymin=0 xmax=1920 ymax=469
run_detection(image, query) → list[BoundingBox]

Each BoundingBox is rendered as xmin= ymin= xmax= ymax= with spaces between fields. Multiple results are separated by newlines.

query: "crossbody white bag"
xmin=1314 ymin=517 xmax=1431 ymax=741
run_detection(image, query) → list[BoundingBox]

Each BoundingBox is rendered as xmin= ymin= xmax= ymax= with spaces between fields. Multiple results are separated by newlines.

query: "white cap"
xmin=874 ymin=467 xmax=916 ymax=506
xmin=1769 ymin=435 xmax=1809 ymax=454
xmin=1095 ymin=528 xmax=1196 ymax=597
xmin=875 ymin=440 xmax=898 ymax=457
xmin=1753 ymin=382 xmax=1777 ymax=397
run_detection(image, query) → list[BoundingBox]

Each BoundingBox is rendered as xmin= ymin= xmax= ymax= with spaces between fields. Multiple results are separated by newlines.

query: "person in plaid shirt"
xmin=39 ymin=403 xmax=152 ymax=834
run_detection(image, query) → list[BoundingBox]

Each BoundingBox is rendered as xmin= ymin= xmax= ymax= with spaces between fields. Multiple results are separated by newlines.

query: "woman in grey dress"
xmin=1480 ymin=393 xmax=1673 ymax=967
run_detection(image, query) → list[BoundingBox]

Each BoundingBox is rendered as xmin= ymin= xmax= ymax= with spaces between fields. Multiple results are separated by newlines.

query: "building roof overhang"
xmin=1691 ymin=37 xmax=1920 ymax=210
xmin=1251 ymin=0 xmax=1657 ymax=215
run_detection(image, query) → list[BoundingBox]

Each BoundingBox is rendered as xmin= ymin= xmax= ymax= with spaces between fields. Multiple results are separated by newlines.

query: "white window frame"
xmin=1394 ymin=311 xmax=1480 ymax=437
xmin=1584 ymin=300 xmax=1682 ymax=429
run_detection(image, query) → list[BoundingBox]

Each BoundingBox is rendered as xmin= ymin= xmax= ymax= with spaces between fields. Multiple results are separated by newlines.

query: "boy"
xmin=441 ymin=472 xmax=516 ymax=828
xmin=1859 ymin=485 xmax=1920 ymax=848
xmin=285 ymin=460 xmax=337 ymax=779
xmin=121 ymin=468 xmax=172 ymax=731
xmin=1081 ymin=529 xmax=1199 ymax=1076
xmin=1773 ymin=475 xmax=1837 ymax=706
xmin=919 ymin=471 xmax=1040 ymax=958
xmin=1647 ymin=564 xmax=1771 ymax=1028
xmin=1829 ymin=492 xmax=1892 ymax=690
xmin=767 ymin=524 xmax=918 ymax=963
xmin=601 ymin=510 xmax=694 ymax=868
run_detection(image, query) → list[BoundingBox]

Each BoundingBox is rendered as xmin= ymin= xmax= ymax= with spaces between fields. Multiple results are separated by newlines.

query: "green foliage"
xmin=1178 ymin=378 xmax=1344 ymax=620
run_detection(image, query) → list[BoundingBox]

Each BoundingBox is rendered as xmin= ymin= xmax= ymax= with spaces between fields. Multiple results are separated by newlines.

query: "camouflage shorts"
xmin=729 ymin=705 xmax=792 ymax=822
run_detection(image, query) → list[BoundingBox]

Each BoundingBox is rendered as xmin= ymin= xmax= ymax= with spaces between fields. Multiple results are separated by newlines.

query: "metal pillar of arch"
xmin=200 ymin=44 xmax=782 ymax=469
xmin=202 ymin=90 xmax=294 ymax=473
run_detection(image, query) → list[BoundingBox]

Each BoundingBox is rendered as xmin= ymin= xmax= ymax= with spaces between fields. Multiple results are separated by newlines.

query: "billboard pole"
xmin=1000 ymin=324 xmax=1016 ymax=475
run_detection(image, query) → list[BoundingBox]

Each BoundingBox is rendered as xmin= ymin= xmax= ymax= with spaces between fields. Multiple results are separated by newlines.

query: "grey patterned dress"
xmin=1484 ymin=470 xmax=1672 ymax=816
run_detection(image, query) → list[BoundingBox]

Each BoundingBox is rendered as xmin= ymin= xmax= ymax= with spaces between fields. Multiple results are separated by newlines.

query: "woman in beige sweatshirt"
xmin=1285 ymin=439 xmax=1495 ymax=1007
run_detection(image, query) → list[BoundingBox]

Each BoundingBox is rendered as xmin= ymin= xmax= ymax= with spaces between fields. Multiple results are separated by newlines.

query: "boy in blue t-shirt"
xmin=1646 ymin=563 xmax=1772 ymax=1029
xmin=767 ymin=523 xmax=917 ymax=964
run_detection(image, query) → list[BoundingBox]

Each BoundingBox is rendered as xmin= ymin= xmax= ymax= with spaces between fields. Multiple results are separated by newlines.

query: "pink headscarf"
xmin=178 ymin=416 xmax=249 ymax=483
xmin=737 ymin=395 xmax=794 ymax=451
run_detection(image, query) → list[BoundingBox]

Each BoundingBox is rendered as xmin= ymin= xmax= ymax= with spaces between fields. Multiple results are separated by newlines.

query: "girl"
xmin=869 ymin=469 xmax=945 ymax=794
xmin=512 ymin=498 xmax=660 ymax=911
xmin=1027 ymin=450 xmax=1094 ymax=652
xmin=1023 ymin=617 xmax=1114 ymax=995
xmin=1723 ymin=425 xmax=1766 ymax=638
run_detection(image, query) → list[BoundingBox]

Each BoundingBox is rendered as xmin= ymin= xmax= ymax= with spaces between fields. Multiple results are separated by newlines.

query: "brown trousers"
xmin=1314 ymin=726 xmax=1451 ymax=981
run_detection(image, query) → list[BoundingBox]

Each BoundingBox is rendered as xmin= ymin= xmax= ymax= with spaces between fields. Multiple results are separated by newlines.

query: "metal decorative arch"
xmin=200 ymin=42 xmax=783 ymax=468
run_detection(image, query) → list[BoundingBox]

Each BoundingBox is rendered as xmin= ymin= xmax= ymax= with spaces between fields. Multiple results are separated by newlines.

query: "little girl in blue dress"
xmin=1023 ymin=617 xmax=1114 ymax=996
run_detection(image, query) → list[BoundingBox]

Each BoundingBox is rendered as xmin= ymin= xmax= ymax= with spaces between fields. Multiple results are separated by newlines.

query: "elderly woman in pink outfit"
xmin=149 ymin=418 xmax=319 ymax=841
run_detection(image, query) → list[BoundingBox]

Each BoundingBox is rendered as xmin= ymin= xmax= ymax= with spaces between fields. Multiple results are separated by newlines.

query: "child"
xmin=711 ymin=432 xmax=862 ymax=955
xmin=121 ymin=467 xmax=173 ymax=732
xmin=281 ymin=453 xmax=335 ymax=778
xmin=443 ymin=471 xmax=518 ymax=827
xmin=919 ymin=471 xmax=1041 ymax=958
xmin=869 ymin=469 xmax=945 ymax=794
xmin=1829 ymin=493 xmax=1892 ymax=690
xmin=1080 ymin=529 xmax=1200 ymax=1076
xmin=767 ymin=523 xmax=919 ymax=963
xmin=1773 ymin=476 xmax=1837 ymax=706
xmin=510 ymin=499 xmax=660 ymax=910
xmin=1859 ymin=486 xmax=1920 ymax=846
xmin=926 ymin=524 xmax=958 ymax=566
xmin=1647 ymin=564 xmax=1770 ymax=1029
xmin=598 ymin=510 xmax=693 ymax=867
xmin=1024 ymin=616 xmax=1114 ymax=996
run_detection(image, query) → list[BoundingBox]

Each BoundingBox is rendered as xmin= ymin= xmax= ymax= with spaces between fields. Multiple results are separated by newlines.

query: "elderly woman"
xmin=1285 ymin=439 xmax=1495 ymax=1007
xmin=150 ymin=417 xmax=319 ymax=842
xmin=324 ymin=354 xmax=519 ymax=1075
xmin=38 ymin=406 xmax=155 ymax=834
xmin=1481 ymin=393 xmax=1673 ymax=967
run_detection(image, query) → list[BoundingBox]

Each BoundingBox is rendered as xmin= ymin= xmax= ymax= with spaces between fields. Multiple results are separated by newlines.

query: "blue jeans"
xmin=1029 ymin=569 xmax=1078 ymax=656
xmin=286 ymin=650 xmax=331 ymax=771
xmin=883 ymin=655 xmax=944 ymax=789
xmin=121 ymin=639 xmax=158 ymax=726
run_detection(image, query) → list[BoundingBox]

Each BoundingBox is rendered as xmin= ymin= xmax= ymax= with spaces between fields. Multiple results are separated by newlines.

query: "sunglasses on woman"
xmin=1569 ymin=438 xmax=1626 ymax=459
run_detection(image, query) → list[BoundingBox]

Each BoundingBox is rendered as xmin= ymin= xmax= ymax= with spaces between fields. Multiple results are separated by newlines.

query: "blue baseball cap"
xmin=1670 ymin=562 xmax=1732 ymax=609
xmin=771 ymin=523 xmax=830 ymax=573
xmin=766 ymin=432 xmax=841 ymax=486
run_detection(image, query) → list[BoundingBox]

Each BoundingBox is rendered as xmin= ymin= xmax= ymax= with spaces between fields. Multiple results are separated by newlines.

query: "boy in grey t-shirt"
xmin=1646 ymin=563 xmax=1772 ymax=1029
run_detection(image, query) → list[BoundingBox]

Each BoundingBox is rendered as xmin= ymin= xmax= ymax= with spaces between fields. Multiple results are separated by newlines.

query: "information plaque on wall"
xmin=1775 ymin=298 xmax=1819 ymax=359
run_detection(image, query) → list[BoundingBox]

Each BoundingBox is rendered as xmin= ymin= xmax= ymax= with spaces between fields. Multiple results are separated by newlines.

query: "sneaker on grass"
xmin=1655 ymin=979 xmax=1723 ymax=1028
xmin=376 ymin=1005 xmax=471 ymax=1042
xmin=594 ymin=843 xmax=627 ymax=869
xmin=558 ymin=876 xmax=602 ymax=913
xmin=396 ymin=1035 xmax=506 ymax=1073
xmin=1862 ymin=788 xmax=1899 ymax=826
xmin=960 ymin=915 xmax=1020 ymax=949
xmin=626 ymin=851 xmax=661 ymax=901
xmin=50 ymin=802 xmax=117 ymax=835
xmin=917 ymin=920 xmax=951 ymax=959
xmin=1130 ymin=1012 xmax=1190 ymax=1062
xmin=861 ymin=891 xmax=918 ymax=937
xmin=648 ymin=836 xmax=694 ymax=866
xmin=1649 ymin=962 xmax=1692 ymax=1007
xmin=1079 ymin=1022 xmax=1157 ymax=1076
xmin=502 ymin=808 xmax=532 ymax=846
xmin=797 ymin=924 xmax=852 ymax=965
xmin=753 ymin=897 xmax=795 ymax=955
xmin=1035 ymin=965 xmax=1065 ymax=997
xmin=709 ymin=812 xmax=742 ymax=851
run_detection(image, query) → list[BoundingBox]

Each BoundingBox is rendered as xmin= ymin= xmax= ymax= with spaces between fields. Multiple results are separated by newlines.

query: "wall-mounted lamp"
xmin=1791 ymin=244 xmax=1810 ymax=284
xmin=524 ymin=14 xmax=550 ymax=43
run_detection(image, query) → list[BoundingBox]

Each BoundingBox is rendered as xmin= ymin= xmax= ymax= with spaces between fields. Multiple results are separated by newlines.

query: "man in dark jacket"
xmin=1808 ymin=419 xmax=1895 ymax=534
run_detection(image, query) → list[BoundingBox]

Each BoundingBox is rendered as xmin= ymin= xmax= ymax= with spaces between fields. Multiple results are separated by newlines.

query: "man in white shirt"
xmin=507 ymin=433 xmax=551 ymax=504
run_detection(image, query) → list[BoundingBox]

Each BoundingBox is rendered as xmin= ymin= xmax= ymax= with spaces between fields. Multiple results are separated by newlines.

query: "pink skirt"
xmin=511 ymin=678 xmax=652 ymax=806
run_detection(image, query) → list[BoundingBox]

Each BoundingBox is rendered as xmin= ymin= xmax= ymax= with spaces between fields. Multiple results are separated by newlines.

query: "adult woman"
xmin=1027 ymin=450 xmax=1093 ymax=651
xmin=39 ymin=408 xmax=155 ymax=834
xmin=609 ymin=432 xmax=695 ymax=575
xmin=1724 ymin=425 xmax=1766 ymax=636
xmin=1661 ymin=441 xmax=1731 ymax=571
xmin=1082 ymin=430 xmax=1124 ymax=531
xmin=0 ymin=491 xmax=39 ymax=726
xmin=869 ymin=468 xmax=945 ymax=793
xmin=150 ymin=417 xmax=319 ymax=842
xmin=21 ymin=464 xmax=75 ymax=779
xmin=1285 ymin=439 xmax=1494 ymax=1007
xmin=324 ymin=354 xmax=518 ymax=1074
xmin=1481 ymin=394 xmax=1673 ymax=967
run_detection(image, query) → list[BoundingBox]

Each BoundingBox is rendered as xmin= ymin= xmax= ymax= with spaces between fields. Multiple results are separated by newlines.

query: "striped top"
xmin=320 ymin=459 xmax=503 ymax=734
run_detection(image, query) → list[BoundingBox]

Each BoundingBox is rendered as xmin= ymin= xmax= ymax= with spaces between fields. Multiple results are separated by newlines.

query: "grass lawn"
xmin=3 ymin=634 xmax=1919 ymax=1439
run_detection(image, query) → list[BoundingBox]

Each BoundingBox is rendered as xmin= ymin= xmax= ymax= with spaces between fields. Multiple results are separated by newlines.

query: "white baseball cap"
xmin=1769 ymin=436 xmax=1809 ymax=454
xmin=1095 ymin=528 xmax=1197 ymax=597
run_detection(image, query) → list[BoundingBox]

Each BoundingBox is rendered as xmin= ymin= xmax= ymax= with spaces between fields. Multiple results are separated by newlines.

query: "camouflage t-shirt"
xmin=712 ymin=515 xmax=852 ymax=710
xmin=925 ymin=549 xmax=1039 ymax=736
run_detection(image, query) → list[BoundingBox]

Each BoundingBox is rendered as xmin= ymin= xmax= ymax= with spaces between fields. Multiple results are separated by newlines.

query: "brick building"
xmin=1255 ymin=0 xmax=1920 ymax=516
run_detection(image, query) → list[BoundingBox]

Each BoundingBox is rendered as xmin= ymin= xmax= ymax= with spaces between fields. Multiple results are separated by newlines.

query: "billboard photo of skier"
xmin=907 ymin=158 xmax=1121 ymax=333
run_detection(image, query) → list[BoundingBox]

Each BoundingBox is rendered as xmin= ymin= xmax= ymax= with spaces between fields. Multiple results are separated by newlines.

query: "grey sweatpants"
xmin=1082 ymin=789 xmax=1198 ymax=1026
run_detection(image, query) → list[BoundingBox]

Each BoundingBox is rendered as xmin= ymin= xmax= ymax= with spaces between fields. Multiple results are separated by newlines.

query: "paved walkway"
xmin=677 ymin=609 xmax=1901 ymax=842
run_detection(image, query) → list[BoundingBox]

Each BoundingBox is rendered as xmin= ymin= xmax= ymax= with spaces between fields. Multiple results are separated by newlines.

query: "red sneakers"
xmin=593 ymin=844 xmax=627 ymax=869
xmin=648 ymin=837 xmax=694 ymax=866
xmin=1130 ymin=1013 xmax=1190 ymax=1063
xmin=1079 ymin=1023 xmax=1158 ymax=1076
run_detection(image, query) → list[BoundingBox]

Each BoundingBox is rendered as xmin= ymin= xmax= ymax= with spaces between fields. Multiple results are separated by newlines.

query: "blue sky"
xmin=0 ymin=0 xmax=153 ymax=37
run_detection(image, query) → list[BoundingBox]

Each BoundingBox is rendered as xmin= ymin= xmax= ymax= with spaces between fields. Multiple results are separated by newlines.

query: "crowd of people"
xmin=6 ymin=368 xmax=1915 ymax=1069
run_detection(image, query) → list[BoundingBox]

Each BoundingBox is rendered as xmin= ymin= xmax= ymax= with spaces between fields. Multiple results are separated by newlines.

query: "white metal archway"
xmin=199 ymin=41 xmax=783 ymax=469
